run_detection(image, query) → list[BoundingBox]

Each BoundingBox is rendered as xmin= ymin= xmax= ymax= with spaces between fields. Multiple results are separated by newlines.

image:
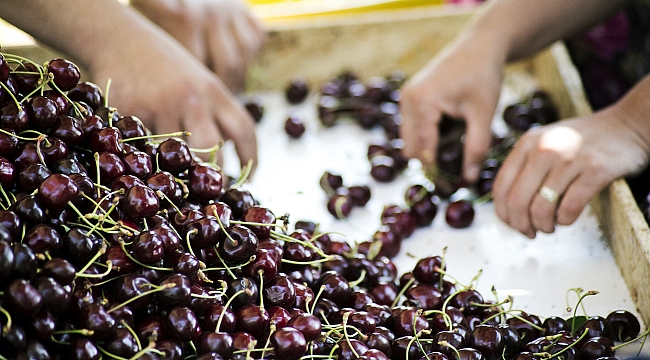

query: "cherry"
xmin=369 ymin=281 xmax=399 ymax=307
xmin=263 ymin=273 xmax=296 ymax=308
xmin=39 ymin=137 xmax=69 ymax=164
xmin=112 ymin=174 xmax=145 ymax=193
xmin=370 ymin=155 xmax=397 ymax=182
xmin=182 ymin=216 xmax=220 ymax=250
xmin=132 ymin=230 xmax=165 ymax=264
xmin=188 ymin=163 xmax=223 ymax=200
xmin=197 ymin=331 xmax=233 ymax=357
xmin=468 ymin=324 xmax=504 ymax=360
xmin=366 ymin=332 xmax=393 ymax=357
xmin=155 ymin=340 xmax=184 ymax=360
xmin=349 ymin=290 xmax=376 ymax=311
xmin=68 ymin=81 xmax=104 ymax=110
xmin=165 ymin=306 xmax=201 ymax=342
xmin=285 ymin=115 xmax=306 ymax=138
xmin=6 ymin=278 xmax=42 ymax=316
xmin=498 ymin=324 xmax=523 ymax=357
xmin=606 ymin=310 xmax=640 ymax=341
xmin=104 ymin=327 xmax=139 ymax=358
xmin=69 ymin=337 xmax=101 ymax=360
xmin=157 ymin=273 xmax=192 ymax=307
xmin=244 ymin=99 xmax=264 ymax=122
xmin=234 ymin=304 xmax=269 ymax=338
xmin=285 ymin=77 xmax=310 ymax=104
xmin=13 ymin=142 xmax=39 ymax=172
xmin=348 ymin=185 xmax=372 ymax=207
xmin=542 ymin=316 xmax=568 ymax=336
xmin=320 ymin=171 xmax=344 ymax=196
xmin=506 ymin=313 xmax=542 ymax=342
xmin=104 ymin=245 xmax=137 ymax=276
xmin=391 ymin=336 xmax=424 ymax=360
xmin=147 ymin=171 xmax=183 ymax=206
xmin=37 ymin=173 xmax=79 ymax=213
xmin=315 ymin=271 xmax=352 ymax=307
xmin=0 ymin=155 xmax=15 ymax=188
xmin=392 ymin=307 xmax=430 ymax=337
xmin=288 ymin=313 xmax=322 ymax=341
xmin=412 ymin=255 xmax=445 ymax=284
xmin=445 ymin=200 xmax=475 ymax=229
xmin=579 ymin=336 xmax=614 ymax=359
xmin=226 ymin=277 xmax=259 ymax=310
xmin=271 ymin=327 xmax=307 ymax=360
xmin=327 ymin=193 xmax=353 ymax=219
xmin=23 ymin=224 xmax=61 ymax=257
xmin=313 ymin=298 xmax=340 ymax=322
xmin=241 ymin=205 xmax=276 ymax=241
xmin=578 ymin=316 xmax=615 ymax=341
xmin=89 ymin=127 xmax=124 ymax=155
xmin=78 ymin=303 xmax=117 ymax=340
xmin=13 ymin=61 xmax=40 ymax=95
xmin=48 ymin=58 xmax=80 ymax=91
xmin=242 ymin=249 xmax=278 ymax=282
xmin=123 ymin=184 xmax=160 ymax=220
xmin=28 ymin=96 xmax=58 ymax=131
xmin=122 ymin=151 xmax=153 ymax=180
xmin=158 ymin=138 xmax=192 ymax=174
xmin=11 ymin=195 xmax=46 ymax=225
xmin=218 ymin=225 xmax=259 ymax=265
xmin=63 ymin=227 xmax=101 ymax=267
xmin=0 ymin=127 xmax=18 ymax=156
xmin=219 ymin=188 xmax=256 ymax=220
xmin=51 ymin=158 xmax=87 ymax=176
xmin=97 ymin=151 xmax=126 ymax=184
xmin=0 ymin=101 xmax=28 ymax=133
xmin=50 ymin=115 xmax=85 ymax=147
xmin=405 ymin=283 xmax=442 ymax=310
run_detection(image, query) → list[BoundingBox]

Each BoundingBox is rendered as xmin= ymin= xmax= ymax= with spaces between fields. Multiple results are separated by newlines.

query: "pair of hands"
xmin=400 ymin=37 xmax=650 ymax=238
xmin=91 ymin=0 xmax=264 ymax=168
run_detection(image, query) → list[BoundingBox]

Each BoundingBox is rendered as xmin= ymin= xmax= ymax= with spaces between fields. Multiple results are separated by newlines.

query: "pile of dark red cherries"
xmin=0 ymin=51 xmax=643 ymax=360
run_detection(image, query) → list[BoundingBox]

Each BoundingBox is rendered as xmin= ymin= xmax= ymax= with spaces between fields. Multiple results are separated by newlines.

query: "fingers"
xmin=400 ymin=87 xmax=442 ymax=169
xmin=493 ymin=133 xmax=532 ymax=226
xmin=206 ymin=15 xmax=246 ymax=93
xmin=461 ymin=106 xmax=495 ymax=182
xmin=211 ymin=93 xmax=258 ymax=174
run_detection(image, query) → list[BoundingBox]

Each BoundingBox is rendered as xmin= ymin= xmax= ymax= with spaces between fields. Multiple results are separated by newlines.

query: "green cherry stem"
xmin=391 ymin=277 xmax=415 ymax=309
xmin=216 ymin=289 xmax=251 ymax=332
xmin=108 ymin=283 xmax=175 ymax=313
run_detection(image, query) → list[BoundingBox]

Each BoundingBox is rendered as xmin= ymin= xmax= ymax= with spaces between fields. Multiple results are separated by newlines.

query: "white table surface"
xmin=223 ymin=88 xmax=649 ymax=358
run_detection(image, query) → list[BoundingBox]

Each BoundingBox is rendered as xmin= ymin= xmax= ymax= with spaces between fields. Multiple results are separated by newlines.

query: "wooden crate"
xmin=4 ymin=4 xmax=650 ymax=324
xmin=249 ymin=4 xmax=650 ymax=326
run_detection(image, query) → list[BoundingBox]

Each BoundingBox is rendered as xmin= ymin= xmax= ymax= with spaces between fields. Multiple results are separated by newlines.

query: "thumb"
xmin=461 ymin=109 xmax=493 ymax=183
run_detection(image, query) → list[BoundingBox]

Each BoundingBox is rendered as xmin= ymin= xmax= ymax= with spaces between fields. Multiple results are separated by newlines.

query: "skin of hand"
xmin=400 ymin=30 xmax=507 ymax=182
xmin=493 ymin=75 xmax=650 ymax=238
xmin=131 ymin=0 xmax=266 ymax=94
xmin=0 ymin=0 xmax=258 ymax=171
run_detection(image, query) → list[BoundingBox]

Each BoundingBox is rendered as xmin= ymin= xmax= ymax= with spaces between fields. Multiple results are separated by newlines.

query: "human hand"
xmin=492 ymin=107 xmax=650 ymax=238
xmin=89 ymin=31 xmax=257 ymax=171
xmin=131 ymin=0 xmax=265 ymax=93
xmin=400 ymin=34 xmax=506 ymax=182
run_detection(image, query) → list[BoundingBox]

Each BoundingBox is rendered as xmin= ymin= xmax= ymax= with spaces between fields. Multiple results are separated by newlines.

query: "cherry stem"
xmin=53 ymin=328 xmax=95 ymax=337
xmin=76 ymin=261 xmax=113 ymax=278
xmin=108 ymin=283 xmax=175 ymax=313
xmin=281 ymin=256 xmax=334 ymax=266
xmin=508 ymin=313 xmax=544 ymax=332
xmin=231 ymin=347 xmax=275 ymax=355
xmin=121 ymin=320 xmax=142 ymax=351
xmin=271 ymin=230 xmax=329 ymax=259
xmin=569 ymin=289 xmax=599 ymax=334
xmin=0 ymin=127 xmax=42 ymax=142
xmin=348 ymin=269 xmax=367 ymax=288
xmin=213 ymin=245 xmax=237 ymax=280
xmin=185 ymin=229 xmax=198 ymax=257
xmin=120 ymin=131 xmax=190 ymax=143
xmin=0 ymin=80 xmax=20 ymax=108
xmin=413 ymin=309 xmax=430 ymax=358
xmin=234 ymin=159 xmax=254 ymax=188
xmin=423 ymin=309 xmax=453 ymax=332
xmin=216 ymin=288 xmax=251 ymax=332
xmin=119 ymin=239 xmax=173 ymax=272
xmin=19 ymin=74 xmax=51 ymax=102
xmin=612 ymin=325 xmax=650 ymax=351
xmin=214 ymin=211 xmax=238 ymax=247
xmin=535 ymin=327 xmax=589 ymax=359
xmin=0 ymin=184 xmax=12 ymax=210
xmin=260 ymin=322 xmax=275 ymax=360
xmin=203 ymin=255 xmax=256 ymax=272
xmin=75 ymin=241 xmax=108 ymax=277
xmin=48 ymin=79 xmax=84 ymax=117
xmin=440 ymin=340 xmax=461 ymax=360
xmin=391 ymin=276 xmax=415 ymax=309
xmin=258 ymin=269 xmax=265 ymax=312
xmin=0 ymin=306 xmax=12 ymax=334
xmin=127 ymin=341 xmax=157 ymax=360
xmin=342 ymin=312 xmax=359 ymax=358
xmin=310 ymin=285 xmax=326 ymax=315
xmin=104 ymin=78 xmax=112 ymax=110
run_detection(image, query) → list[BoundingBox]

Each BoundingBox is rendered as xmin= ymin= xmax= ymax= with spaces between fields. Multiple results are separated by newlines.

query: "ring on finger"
xmin=539 ymin=185 xmax=560 ymax=205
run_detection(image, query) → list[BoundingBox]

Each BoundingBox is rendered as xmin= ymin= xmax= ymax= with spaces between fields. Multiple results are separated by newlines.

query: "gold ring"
xmin=539 ymin=186 xmax=560 ymax=204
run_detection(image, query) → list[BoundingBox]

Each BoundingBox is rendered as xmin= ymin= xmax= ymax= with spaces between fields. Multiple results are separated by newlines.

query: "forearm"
xmin=464 ymin=0 xmax=627 ymax=62
xmin=0 ymin=0 xmax=190 ymax=75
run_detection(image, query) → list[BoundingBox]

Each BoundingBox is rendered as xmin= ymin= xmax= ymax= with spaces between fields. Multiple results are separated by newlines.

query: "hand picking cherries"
xmin=0 ymin=51 xmax=643 ymax=360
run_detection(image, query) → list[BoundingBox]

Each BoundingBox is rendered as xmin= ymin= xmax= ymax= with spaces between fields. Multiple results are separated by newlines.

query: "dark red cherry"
xmin=219 ymin=188 xmax=256 ymax=220
xmin=285 ymin=115 xmax=306 ymax=138
xmin=234 ymin=304 xmax=269 ymax=338
xmin=450 ymin=289 xmax=484 ymax=315
xmin=132 ymin=230 xmax=165 ymax=264
xmin=38 ymin=173 xmax=79 ymax=212
xmin=506 ymin=313 xmax=542 ymax=342
xmin=0 ymin=102 xmax=29 ymax=133
xmin=158 ymin=137 xmax=192 ymax=173
xmin=69 ymin=337 xmax=101 ymax=360
xmin=370 ymin=155 xmax=397 ymax=182
xmin=68 ymin=81 xmax=104 ymax=109
xmin=412 ymin=255 xmax=445 ymax=284
xmin=39 ymin=137 xmax=69 ymax=164
xmin=203 ymin=304 xmax=236 ymax=334
xmin=78 ymin=303 xmax=117 ymax=340
xmin=5 ymin=278 xmax=42 ymax=316
xmin=288 ymin=313 xmax=322 ymax=341
xmin=263 ymin=273 xmax=296 ymax=308
xmin=165 ymin=306 xmax=201 ymax=342
xmin=542 ymin=316 xmax=568 ymax=336
xmin=244 ymin=99 xmax=264 ymax=122
xmin=320 ymin=171 xmax=344 ymax=196
xmin=338 ymin=338 xmax=369 ymax=360
xmin=271 ymin=327 xmax=307 ymax=360
xmin=0 ymin=155 xmax=15 ymax=188
xmin=578 ymin=316 xmax=615 ymax=341
xmin=410 ymin=194 xmax=439 ymax=227
xmin=48 ymin=58 xmax=80 ymax=91
xmin=468 ymin=324 xmax=503 ymax=360
xmin=197 ymin=332 xmax=233 ymax=358
xmin=147 ymin=171 xmax=183 ymax=206
xmin=50 ymin=115 xmax=84 ymax=146
xmin=445 ymin=200 xmax=475 ymax=228
xmin=28 ymin=96 xmax=58 ymax=131
xmin=11 ymin=194 xmax=46 ymax=225
xmin=13 ymin=62 xmax=40 ymax=95
xmin=218 ymin=225 xmax=259 ymax=265
xmin=90 ymin=127 xmax=124 ymax=155
xmin=327 ymin=193 xmax=353 ymax=219
xmin=606 ymin=310 xmax=640 ymax=342
xmin=157 ymin=273 xmax=192 ymax=307
xmin=241 ymin=206 xmax=276 ymax=241
xmin=285 ymin=77 xmax=310 ymax=104
xmin=0 ymin=127 xmax=18 ymax=157
xmin=242 ymin=248 xmax=278 ymax=282
xmin=188 ymin=163 xmax=223 ymax=200
xmin=392 ymin=307 xmax=430 ymax=337
xmin=184 ymin=216 xmax=222 ymax=249
xmin=63 ymin=227 xmax=101 ymax=267
xmin=104 ymin=245 xmax=137 ymax=276
xmin=23 ymin=223 xmax=61 ymax=256
xmin=369 ymin=281 xmax=399 ymax=307
xmin=51 ymin=158 xmax=87 ymax=176
xmin=579 ymin=336 xmax=614 ymax=359
xmin=122 ymin=151 xmax=153 ymax=180
xmin=104 ymin=327 xmax=139 ymax=358
xmin=405 ymin=283 xmax=442 ymax=310
xmin=348 ymin=185 xmax=371 ymax=207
